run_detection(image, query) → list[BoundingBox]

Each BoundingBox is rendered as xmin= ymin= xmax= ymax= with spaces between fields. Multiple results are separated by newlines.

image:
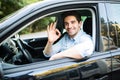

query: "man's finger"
xmin=52 ymin=22 xmax=57 ymax=30
xmin=49 ymin=23 xmax=53 ymax=30
xmin=56 ymin=29 xmax=61 ymax=37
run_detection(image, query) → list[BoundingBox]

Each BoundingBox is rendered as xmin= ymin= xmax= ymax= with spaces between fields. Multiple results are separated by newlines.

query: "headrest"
xmin=83 ymin=17 xmax=92 ymax=36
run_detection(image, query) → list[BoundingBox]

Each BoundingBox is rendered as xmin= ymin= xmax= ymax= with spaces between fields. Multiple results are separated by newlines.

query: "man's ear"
xmin=79 ymin=21 xmax=82 ymax=27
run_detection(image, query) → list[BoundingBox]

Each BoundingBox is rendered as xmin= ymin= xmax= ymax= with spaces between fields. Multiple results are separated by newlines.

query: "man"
xmin=43 ymin=11 xmax=94 ymax=60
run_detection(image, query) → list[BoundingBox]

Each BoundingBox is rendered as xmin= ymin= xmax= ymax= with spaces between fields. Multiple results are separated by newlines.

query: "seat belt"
xmin=53 ymin=32 xmax=67 ymax=44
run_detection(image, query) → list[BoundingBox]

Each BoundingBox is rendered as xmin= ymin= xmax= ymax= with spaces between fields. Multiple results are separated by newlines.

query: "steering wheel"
xmin=14 ymin=34 xmax=33 ymax=63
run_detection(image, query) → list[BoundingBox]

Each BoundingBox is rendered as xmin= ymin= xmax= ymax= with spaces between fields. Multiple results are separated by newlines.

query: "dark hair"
xmin=62 ymin=11 xmax=81 ymax=22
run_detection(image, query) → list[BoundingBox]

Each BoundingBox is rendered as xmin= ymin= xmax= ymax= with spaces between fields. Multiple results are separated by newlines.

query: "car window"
xmin=0 ymin=9 xmax=94 ymax=66
xmin=107 ymin=4 xmax=120 ymax=78
xmin=19 ymin=16 xmax=56 ymax=39
xmin=100 ymin=3 xmax=119 ymax=52
xmin=108 ymin=4 xmax=120 ymax=48
xmin=19 ymin=10 xmax=93 ymax=40
xmin=99 ymin=3 xmax=110 ymax=52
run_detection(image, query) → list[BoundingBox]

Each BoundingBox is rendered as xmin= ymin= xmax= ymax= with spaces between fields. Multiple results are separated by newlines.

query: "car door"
xmin=105 ymin=2 xmax=120 ymax=80
xmin=86 ymin=3 xmax=114 ymax=80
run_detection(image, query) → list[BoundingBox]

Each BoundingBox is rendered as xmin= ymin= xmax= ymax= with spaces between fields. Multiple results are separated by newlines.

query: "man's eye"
xmin=71 ymin=21 xmax=75 ymax=24
xmin=65 ymin=23 xmax=68 ymax=26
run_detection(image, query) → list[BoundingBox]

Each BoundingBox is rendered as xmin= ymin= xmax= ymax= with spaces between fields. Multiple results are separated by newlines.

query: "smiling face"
xmin=64 ymin=16 xmax=82 ymax=38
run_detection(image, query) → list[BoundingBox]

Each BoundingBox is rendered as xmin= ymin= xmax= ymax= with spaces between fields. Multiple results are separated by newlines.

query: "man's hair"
xmin=61 ymin=11 xmax=81 ymax=22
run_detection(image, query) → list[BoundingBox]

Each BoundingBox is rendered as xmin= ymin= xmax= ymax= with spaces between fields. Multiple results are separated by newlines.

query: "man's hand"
xmin=47 ymin=22 xmax=61 ymax=44
xmin=49 ymin=53 xmax=64 ymax=60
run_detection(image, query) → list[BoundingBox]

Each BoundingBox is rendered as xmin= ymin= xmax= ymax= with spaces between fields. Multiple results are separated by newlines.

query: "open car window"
xmin=0 ymin=9 xmax=94 ymax=69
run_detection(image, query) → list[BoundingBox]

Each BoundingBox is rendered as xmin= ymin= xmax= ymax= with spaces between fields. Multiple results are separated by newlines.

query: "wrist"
xmin=48 ymin=40 xmax=54 ymax=44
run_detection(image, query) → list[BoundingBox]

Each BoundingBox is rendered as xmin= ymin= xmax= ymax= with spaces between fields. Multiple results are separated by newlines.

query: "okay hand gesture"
xmin=47 ymin=22 xmax=61 ymax=44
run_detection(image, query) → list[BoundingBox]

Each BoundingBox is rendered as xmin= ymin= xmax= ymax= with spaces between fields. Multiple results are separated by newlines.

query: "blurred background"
xmin=0 ymin=0 xmax=56 ymax=36
xmin=0 ymin=0 xmax=43 ymax=19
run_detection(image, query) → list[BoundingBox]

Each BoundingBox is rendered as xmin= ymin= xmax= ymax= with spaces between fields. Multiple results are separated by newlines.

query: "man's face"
xmin=64 ymin=16 xmax=82 ymax=38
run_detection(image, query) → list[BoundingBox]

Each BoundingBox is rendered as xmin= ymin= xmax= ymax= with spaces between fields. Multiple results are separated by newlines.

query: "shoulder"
xmin=81 ymin=30 xmax=92 ymax=41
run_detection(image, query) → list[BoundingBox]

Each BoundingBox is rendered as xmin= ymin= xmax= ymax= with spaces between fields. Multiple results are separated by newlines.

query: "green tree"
xmin=0 ymin=0 xmax=42 ymax=19
xmin=0 ymin=0 xmax=24 ymax=18
xmin=19 ymin=16 xmax=56 ymax=34
xmin=0 ymin=0 xmax=51 ymax=35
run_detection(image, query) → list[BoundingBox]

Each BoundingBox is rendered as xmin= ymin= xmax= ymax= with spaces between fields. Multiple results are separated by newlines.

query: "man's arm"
xmin=49 ymin=40 xmax=94 ymax=60
xmin=49 ymin=45 xmax=83 ymax=60
xmin=43 ymin=22 xmax=61 ymax=56
xmin=43 ymin=41 xmax=53 ymax=56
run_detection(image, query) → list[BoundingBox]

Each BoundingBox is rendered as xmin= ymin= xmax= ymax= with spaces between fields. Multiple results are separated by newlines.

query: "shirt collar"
xmin=72 ymin=29 xmax=84 ymax=42
xmin=66 ymin=29 xmax=85 ymax=41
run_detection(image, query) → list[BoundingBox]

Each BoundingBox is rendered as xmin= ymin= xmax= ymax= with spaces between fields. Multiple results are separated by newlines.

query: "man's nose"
xmin=68 ymin=23 xmax=72 ymax=28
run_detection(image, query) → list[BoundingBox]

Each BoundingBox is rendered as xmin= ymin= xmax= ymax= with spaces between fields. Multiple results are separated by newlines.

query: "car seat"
xmin=83 ymin=17 xmax=92 ymax=36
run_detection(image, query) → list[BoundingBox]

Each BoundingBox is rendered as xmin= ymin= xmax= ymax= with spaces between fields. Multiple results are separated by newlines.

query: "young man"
xmin=43 ymin=11 xmax=94 ymax=60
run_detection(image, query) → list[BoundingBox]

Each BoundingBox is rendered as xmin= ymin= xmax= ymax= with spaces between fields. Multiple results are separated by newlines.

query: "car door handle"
xmin=30 ymin=39 xmax=35 ymax=42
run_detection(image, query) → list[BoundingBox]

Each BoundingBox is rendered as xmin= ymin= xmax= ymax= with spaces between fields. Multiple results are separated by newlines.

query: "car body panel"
xmin=3 ymin=57 xmax=111 ymax=80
